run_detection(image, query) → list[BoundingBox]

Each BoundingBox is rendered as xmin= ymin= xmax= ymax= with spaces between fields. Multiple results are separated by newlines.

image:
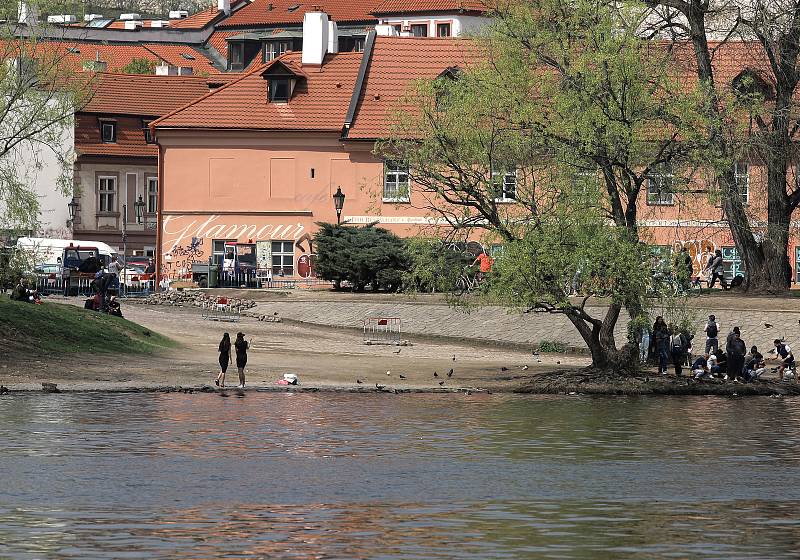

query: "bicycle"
xmin=454 ymin=267 xmax=482 ymax=296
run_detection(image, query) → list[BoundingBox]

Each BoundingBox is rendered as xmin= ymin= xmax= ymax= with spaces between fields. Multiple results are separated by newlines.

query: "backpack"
xmin=671 ymin=333 xmax=683 ymax=348
xmin=706 ymin=322 xmax=718 ymax=338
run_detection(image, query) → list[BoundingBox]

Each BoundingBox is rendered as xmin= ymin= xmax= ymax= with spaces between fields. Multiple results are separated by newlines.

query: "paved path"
xmin=250 ymin=293 xmax=800 ymax=352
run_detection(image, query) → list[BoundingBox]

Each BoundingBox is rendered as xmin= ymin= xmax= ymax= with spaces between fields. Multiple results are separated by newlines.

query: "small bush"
xmin=537 ymin=340 xmax=567 ymax=353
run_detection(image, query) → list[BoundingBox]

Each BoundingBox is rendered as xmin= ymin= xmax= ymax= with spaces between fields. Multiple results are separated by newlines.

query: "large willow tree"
xmin=379 ymin=0 xmax=704 ymax=371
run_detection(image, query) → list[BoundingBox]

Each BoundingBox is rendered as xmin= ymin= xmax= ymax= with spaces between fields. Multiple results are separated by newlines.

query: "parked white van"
xmin=16 ymin=237 xmax=118 ymax=267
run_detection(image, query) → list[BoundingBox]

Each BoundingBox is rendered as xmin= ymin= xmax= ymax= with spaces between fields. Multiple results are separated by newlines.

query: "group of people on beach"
xmin=642 ymin=314 xmax=795 ymax=382
xmin=215 ymin=332 xmax=250 ymax=388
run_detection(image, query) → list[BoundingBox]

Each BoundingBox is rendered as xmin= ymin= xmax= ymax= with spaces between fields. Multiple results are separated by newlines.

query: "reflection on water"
xmin=1 ymin=393 xmax=800 ymax=559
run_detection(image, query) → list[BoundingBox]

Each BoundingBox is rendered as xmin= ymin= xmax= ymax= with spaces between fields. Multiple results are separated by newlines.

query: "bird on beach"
xmin=557 ymin=361 xmax=561 ymax=365
xmin=532 ymin=350 xmax=539 ymax=356
xmin=433 ymin=371 xmax=439 ymax=378
xmin=393 ymin=348 xmax=401 ymax=354
xmin=765 ymin=323 xmax=774 ymax=328
xmin=0 ymin=385 xmax=8 ymax=395
xmin=438 ymin=381 xmax=445 ymax=386
xmin=356 ymin=379 xmax=363 ymax=384
xmin=501 ymin=366 xmax=508 ymax=371
xmin=386 ymin=370 xmax=391 ymax=376
xmin=376 ymin=383 xmax=386 ymax=390
xmin=522 ymin=365 xmax=529 ymax=371
xmin=452 ymin=355 xmax=456 ymax=361
xmin=399 ymin=374 xmax=406 ymax=379
xmin=447 ymin=368 xmax=453 ymax=378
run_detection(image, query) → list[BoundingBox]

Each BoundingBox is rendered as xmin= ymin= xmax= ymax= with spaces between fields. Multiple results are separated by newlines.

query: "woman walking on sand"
xmin=234 ymin=332 xmax=249 ymax=388
xmin=215 ymin=333 xmax=231 ymax=387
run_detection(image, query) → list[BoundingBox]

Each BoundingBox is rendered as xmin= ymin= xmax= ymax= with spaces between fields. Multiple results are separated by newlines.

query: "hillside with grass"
xmin=0 ymin=296 xmax=175 ymax=356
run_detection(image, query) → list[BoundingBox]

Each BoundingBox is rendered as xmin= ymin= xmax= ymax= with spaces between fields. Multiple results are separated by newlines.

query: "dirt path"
xmin=1 ymin=300 xmax=583 ymax=391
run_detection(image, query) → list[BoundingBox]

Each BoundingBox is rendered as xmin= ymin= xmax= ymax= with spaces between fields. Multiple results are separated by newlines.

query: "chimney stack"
xmin=302 ymin=11 xmax=329 ymax=66
xmin=218 ymin=0 xmax=230 ymax=15
xmin=327 ymin=20 xmax=338 ymax=54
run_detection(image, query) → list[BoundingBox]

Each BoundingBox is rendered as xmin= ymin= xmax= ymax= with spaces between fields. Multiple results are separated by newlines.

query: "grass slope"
xmin=0 ymin=296 xmax=175 ymax=355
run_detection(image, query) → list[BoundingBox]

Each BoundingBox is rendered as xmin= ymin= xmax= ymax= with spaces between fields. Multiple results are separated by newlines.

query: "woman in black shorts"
xmin=215 ymin=333 xmax=231 ymax=387
xmin=234 ymin=332 xmax=249 ymax=388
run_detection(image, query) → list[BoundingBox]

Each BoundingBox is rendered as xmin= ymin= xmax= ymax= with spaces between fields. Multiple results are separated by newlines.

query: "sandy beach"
xmin=1 ymin=297 xmax=584 ymax=392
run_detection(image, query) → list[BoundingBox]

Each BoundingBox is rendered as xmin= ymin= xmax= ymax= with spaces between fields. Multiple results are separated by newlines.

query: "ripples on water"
xmin=2 ymin=393 xmax=800 ymax=559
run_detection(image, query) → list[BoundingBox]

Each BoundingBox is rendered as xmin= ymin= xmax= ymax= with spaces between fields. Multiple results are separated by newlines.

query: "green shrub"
xmin=537 ymin=340 xmax=567 ymax=353
xmin=402 ymin=237 xmax=474 ymax=293
xmin=314 ymin=222 xmax=409 ymax=291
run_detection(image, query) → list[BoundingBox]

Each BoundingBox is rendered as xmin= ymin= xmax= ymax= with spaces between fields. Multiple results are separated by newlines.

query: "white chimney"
xmin=156 ymin=64 xmax=178 ymax=75
xmin=123 ymin=19 xmax=143 ymax=29
xmin=327 ymin=20 xmax=338 ymax=54
xmin=47 ymin=14 xmax=77 ymax=23
xmin=18 ymin=1 xmax=38 ymax=25
xmin=302 ymin=12 xmax=329 ymax=66
xmin=375 ymin=24 xmax=397 ymax=36
xmin=84 ymin=13 xmax=104 ymax=21
xmin=119 ymin=13 xmax=141 ymax=20
xmin=218 ymin=0 xmax=230 ymax=15
xmin=169 ymin=10 xmax=189 ymax=19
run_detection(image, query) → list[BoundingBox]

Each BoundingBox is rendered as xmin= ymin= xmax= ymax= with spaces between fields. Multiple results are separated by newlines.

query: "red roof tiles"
xmin=169 ymin=6 xmax=223 ymax=28
xmin=206 ymin=30 xmax=240 ymax=58
xmin=154 ymin=51 xmax=363 ymax=130
xmin=346 ymin=36 xmax=477 ymax=139
xmin=371 ymin=0 xmax=487 ymax=14
xmin=81 ymin=73 xmax=211 ymax=116
xmin=75 ymin=114 xmax=158 ymax=158
xmin=142 ymin=43 xmax=217 ymax=73
xmin=218 ymin=0 xmax=377 ymax=28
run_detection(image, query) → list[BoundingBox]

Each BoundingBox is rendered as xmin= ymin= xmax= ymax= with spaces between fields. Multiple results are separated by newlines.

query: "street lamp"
xmin=135 ymin=195 xmax=146 ymax=225
xmin=67 ymin=197 xmax=79 ymax=226
xmin=333 ymin=186 xmax=345 ymax=225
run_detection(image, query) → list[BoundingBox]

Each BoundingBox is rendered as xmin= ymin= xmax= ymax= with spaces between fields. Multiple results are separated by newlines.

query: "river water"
xmin=1 ymin=392 xmax=800 ymax=559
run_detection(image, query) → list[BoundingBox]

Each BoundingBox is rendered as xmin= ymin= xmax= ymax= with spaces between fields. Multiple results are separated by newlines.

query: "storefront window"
xmin=271 ymin=240 xmax=294 ymax=276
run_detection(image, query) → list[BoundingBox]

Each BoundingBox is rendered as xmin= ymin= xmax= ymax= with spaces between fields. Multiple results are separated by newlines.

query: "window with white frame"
xmin=646 ymin=164 xmax=674 ymax=205
xmin=383 ymin=161 xmax=410 ymax=201
xmin=436 ymin=22 xmax=451 ymax=37
xmin=98 ymin=176 xmax=116 ymax=213
xmin=271 ymin=240 xmax=294 ymax=276
xmin=212 ymin=239 xmax=236 ymax=266
xmin=147 ymin=176 xmax=158 ymax=214
xmin=100 ymin=121 xmax=116 ymax=143
xmin=491 ymin=169 xmax=517 ymax=201
xmin=733 ymin=161 xmax=749 ymax=203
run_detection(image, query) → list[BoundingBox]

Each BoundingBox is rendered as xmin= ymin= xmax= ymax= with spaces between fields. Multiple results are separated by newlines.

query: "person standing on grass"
xmin=216 ymin=333 xmax=231 ymax=387
xmin=704 ymin=315 xmax=720 ymax=354
xmin=234 ymin=332 xmax=249 ymax=388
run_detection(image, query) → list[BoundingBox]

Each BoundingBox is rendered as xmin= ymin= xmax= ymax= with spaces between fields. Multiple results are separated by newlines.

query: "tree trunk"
xmin=566 ymin=303 xmax=637 ymax=372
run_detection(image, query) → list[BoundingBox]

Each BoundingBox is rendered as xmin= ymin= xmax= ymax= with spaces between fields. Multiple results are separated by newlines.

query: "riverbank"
xmin=2 ymin=291 xmax=800 ymax=396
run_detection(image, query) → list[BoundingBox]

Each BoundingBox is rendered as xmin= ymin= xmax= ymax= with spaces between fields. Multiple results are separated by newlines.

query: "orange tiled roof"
xmin=75 ymin=114 xmax=158 ymax=158
xmin=206 ymin=30 xmax=240 ymax=58
xmin=27 ymin=41 xmax=161 ymax=72
xmin=218 ymin=0 xmax=377 ymax=27
xmin=371 ymin=0 xmax=487 ymax=14
xmin=169 ymin=6 xmax=222 ymax=28
xmin=170 ymin=0 xmax=247 ymax=28
xmin=154 ymin=51 xmax=363 ymax=130
xmin=142 ymin=43 xmax=217 ymax=73
xmin=81 ymin=72 xmax=211 ymax=116
xmin=346 ymin=36 xmax=477 ymax=139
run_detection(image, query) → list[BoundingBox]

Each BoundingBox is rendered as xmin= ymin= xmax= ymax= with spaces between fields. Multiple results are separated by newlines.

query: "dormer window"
xmin=262 ymin=60 xmax=304 ymax=104
xmin=269 ymin=78 xmax=291 ymax=102
xmin=100 ymin=120 xmax=116 ymax=143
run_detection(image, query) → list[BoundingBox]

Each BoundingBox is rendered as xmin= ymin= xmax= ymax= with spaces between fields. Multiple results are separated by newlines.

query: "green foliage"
xmin=402 ymin=237 xmax=473 ymax=293
xmin=537 ymin=340 xmax=567 ymax=353
xmin=313 ymin=222 xmax=410 ymax=292
xmin=121 ymin=58 xmax=157 ymax=75
xmin=0 ymin=246 xmax=38 ymax=289
xmin=485 ymin=205 xmax=652 ymax=312
xmin=0 ymin=296 xmax=175 ymax=355
xmin=0 ymin=2 xmax=94 ymax=232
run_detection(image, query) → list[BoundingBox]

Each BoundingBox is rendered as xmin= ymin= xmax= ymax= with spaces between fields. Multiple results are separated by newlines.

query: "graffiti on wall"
xmin=160 ymin=215 xmax=307 ymax=279
xmin=671 ymin=239 xmax=718 ymax=275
